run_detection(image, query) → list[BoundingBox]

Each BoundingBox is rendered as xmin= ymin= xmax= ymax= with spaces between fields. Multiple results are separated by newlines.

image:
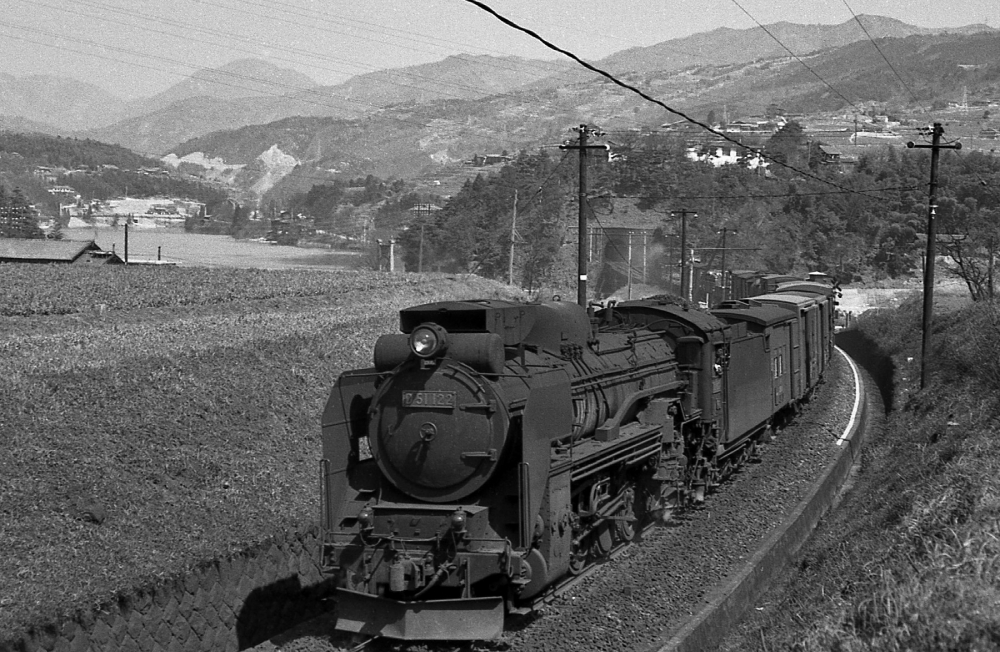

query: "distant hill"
xmin=331 ymin=54 xmax=573 ymax=105
xmin=131 ymin=58 xmax=320 ymax=116
xmin=164 ymin=30 xmax=1000 ymax=200
xmin=560 ymin=15 xmax=997 ymax=82
xmin=84 ymin=55 xmax=575 ymax=154
xmin=0 ymin=73 xmax=127 ymax=131
xmin=0 ymin=115 xmax=65 ymax=137
xmin=0 ymin=131 xmax=159 ymax=169
xmin=83 ymin=91 xmax=369 ymax=157
xmin=6 ymin=14 xmax=999 ymax=172
xmin=671 ymin=31 xmax=1000 ymax=116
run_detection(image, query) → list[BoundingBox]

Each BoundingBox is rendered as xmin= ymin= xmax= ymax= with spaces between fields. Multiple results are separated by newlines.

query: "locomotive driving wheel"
xmin=615 ymin=515 xmax=636 ymax=542
xmin=615 ymin=488 xmax=636 ymax=542
xmin=594 ymin=523 xmax=614 ymax=556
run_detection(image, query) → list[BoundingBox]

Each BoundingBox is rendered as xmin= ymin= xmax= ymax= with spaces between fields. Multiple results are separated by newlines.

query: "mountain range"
xmin=1 ymin=15 xmax=998 ymax=198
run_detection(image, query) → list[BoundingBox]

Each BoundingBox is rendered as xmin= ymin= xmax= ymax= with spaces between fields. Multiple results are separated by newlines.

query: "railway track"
xmin=251 ymin=349 xmax=866 ymax=652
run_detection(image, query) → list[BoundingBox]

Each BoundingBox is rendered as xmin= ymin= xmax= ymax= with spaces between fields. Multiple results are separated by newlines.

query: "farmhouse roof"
xmin=0 ymin=238 xmax=105 ymax=262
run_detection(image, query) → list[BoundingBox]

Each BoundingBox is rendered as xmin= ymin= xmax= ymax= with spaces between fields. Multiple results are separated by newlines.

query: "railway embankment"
xmin=719 ymin=295 xmax=1000 ymax=651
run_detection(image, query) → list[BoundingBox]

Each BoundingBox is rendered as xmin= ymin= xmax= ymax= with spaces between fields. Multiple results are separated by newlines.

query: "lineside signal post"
xmin=907 ymin=122 xmax=961 ymax=389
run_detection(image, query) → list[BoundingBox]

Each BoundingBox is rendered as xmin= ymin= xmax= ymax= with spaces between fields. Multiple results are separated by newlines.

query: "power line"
xmin=7 ymin=2 xmax=580 ymax=145
xmin=727 ymin=0 xmax=865 ymax=114
xmin=841 ymin=0 xmax=921 ymax=104
xmin=208 ymin=0 xmax=580 ymax=86
xmin=462 ymin=0 xmax=895 ymax=201
xmin=12 ymin=0 xmax=500 ymax=112
xmin=598 ymin=186 xmax=920 ymax=201
xmin=0 ymin=20 xmax=384 ymax=115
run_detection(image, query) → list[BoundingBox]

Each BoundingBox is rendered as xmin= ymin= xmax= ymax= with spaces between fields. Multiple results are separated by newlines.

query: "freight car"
xmin=319 ymin=282 xmax=837 ymax=640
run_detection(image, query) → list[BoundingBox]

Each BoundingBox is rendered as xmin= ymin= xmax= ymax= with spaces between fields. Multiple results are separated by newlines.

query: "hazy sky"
xmin=1 ymin=0 xmax=997 ymax=99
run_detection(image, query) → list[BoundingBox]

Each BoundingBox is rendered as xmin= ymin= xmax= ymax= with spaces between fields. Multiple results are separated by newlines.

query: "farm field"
xmin=0 ymin=265 xmax=524 ymax=635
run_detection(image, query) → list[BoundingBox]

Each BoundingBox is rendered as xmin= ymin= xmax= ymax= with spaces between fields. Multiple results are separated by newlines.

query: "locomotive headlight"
xmin=409 ymin=324 xmax=448 ymax=358
xmin=450 ymin=510 xmax=467 ymax=533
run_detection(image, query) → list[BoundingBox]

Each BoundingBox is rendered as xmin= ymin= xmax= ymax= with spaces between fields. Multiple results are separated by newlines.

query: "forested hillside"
xmin=0 ymin=133 xmax=230 ymax=220
xmin=0 ymin=132 xmax=158 ymax=170
xmin=397 ymin=128 xmax=1000 ymax=299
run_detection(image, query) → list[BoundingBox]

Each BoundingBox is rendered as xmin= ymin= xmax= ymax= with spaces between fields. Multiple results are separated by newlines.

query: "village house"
xmin=0 ymin=238 xmax=123 ymax=265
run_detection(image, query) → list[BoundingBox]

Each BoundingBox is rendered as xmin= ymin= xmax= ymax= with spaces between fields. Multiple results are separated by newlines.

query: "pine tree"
xmin=0 ymin=186 xmax=44 ymax=239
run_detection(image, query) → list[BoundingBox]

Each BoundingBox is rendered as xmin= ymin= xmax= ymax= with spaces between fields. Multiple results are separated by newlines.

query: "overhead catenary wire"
xmin=727 ymin=0 xmax=866 ymax=115
xmin=599 ymin=186 xmax=921 ymax=201
xmin=0 ymin=21 xmax=400 ymax=118
xmin=4 ymin=3 xmax=511 ymax=119
xmin=841 ymin=0 xmax=921 ymax=104
xmin=4 ymin=2 xmax=586 ymax=147
xmin=461 ymin=0 xmax=899 ymax=201
xmin=194 ymin=0 xmax=591 ymax=95
xmin=25 ymin=0 xmax=513 ymax=105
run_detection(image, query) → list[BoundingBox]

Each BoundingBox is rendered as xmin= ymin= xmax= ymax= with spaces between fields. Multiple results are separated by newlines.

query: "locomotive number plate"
xmin=402 ymin=391 xmax=456 ymax=409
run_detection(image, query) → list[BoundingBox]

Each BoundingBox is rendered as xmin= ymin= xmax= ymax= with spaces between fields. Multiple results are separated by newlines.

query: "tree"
xmin=939 ymin=198 xmax=1000 ymax=301
xmin=0 ymin=186 xmax=44 ymax=239
xmin=766 ymin=121 xmax=806 ymax=169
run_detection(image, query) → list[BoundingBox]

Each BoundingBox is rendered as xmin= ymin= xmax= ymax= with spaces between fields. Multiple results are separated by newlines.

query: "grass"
xmin=722 ymin=294 xmax=1000 ymax=651
xmin=0 ymin=265 xmax=525 ymax=636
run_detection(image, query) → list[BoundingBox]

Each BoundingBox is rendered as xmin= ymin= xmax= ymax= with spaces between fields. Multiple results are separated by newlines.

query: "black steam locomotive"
xmin=319 ymin=278 xmax=838 ymax=640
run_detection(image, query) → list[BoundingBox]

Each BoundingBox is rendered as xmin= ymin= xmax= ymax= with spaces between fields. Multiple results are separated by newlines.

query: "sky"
xmin=0 ymin=0 xmax=997 ymax=100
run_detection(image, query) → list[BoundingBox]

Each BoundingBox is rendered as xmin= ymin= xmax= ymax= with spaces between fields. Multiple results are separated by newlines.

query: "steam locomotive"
xmin=319 ymin=276 xmax=838 ymax=640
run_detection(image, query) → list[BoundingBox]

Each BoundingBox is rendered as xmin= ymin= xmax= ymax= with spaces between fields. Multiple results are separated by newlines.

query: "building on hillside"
xmin=817 ymin=145 xmax=842 ymax=164
xmin=467 ymin=154 xmax=513 ymax=167
xmin=685 ymin=141 xmax=768 ymax=169
xmin=32 ymin=166 xmax=61 ymax=184
xmin=0 ymin=238 xmax=123 ymax=264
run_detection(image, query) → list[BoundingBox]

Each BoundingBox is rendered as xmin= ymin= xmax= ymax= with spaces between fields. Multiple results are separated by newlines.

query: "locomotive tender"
xmin=319 ymin=279 xmax=838 ymax=640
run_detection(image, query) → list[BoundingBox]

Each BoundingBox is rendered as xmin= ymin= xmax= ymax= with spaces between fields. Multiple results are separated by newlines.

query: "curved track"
xmin=251 ymin=348 xmax=865 ymax=652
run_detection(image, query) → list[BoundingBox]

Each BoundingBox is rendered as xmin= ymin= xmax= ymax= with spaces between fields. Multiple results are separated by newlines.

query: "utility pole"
xmin=508 ymin=189 xmax=518 ymax=286
xmin=718 ymin=227 xmax=738 ymax=301
xmin=561 ymin=125 xmax=606 ymax=307
xmin=907 ymin=122 xmax=961 ymax=389
xmin=665 ymin=234 xmax=674 ymax=294
xmin=670 ymin=210 xmax=698 ymax=302
xmin=627 ymin=231 xmax=634 ymax=300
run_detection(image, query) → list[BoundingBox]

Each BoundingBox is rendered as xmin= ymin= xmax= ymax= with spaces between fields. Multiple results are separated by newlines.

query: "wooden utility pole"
xmin=627 ymin=231 xmax=634 ymax=300
xmin=561 ymin=125 xmax=606 ymax=307
xmin=670 ymin=210 xmax=698 ymax=301
xmin=508 ymin=189 xmax=518 ymax=285
xmin=907 ymin=123 xmax=961 ymax=389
